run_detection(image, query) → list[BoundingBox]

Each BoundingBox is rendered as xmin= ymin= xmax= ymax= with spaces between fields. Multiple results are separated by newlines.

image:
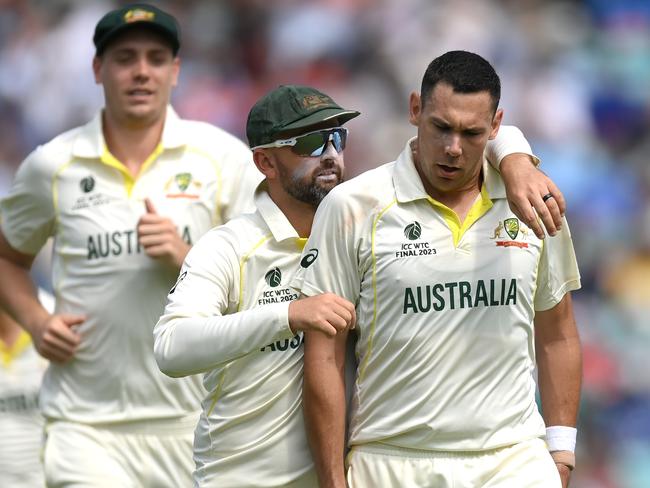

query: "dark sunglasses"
xmin=253 ymin=127 xmax=348 ymax=157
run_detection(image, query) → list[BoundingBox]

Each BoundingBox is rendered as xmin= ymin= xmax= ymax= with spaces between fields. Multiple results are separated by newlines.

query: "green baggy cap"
xmin=246 ymin=85 xmax=360 ymax=148
xmin=93 ymin=3 xmax=180 ymax=56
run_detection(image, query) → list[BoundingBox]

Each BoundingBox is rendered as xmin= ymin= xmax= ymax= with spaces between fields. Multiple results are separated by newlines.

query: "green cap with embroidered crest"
xmin=246 ymin=85 xmax=360 ymax=148
xmin=93 ymin=3 xmax=180 ymax=56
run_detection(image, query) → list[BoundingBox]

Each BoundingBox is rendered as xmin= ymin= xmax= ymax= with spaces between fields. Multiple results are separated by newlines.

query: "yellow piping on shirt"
xmin=52 ymin=160 xmax=75 ymax=230
xmin=52 ymin=159 xmax=76 ymax=295
xmin=185 ymin=146 xmax=223 ymax=224
xmin=295 ymin=237 xmax=307 ymax=250
xmin=206 ymin=366 xmax=228 ymax=416
xmin=358 ymin=199 xmax=397 ymax=383
xmin=0 ymin=331 xmax=32 ymax=367
xmin=531 ymin=234 xmax=545 ymax=306
xmin=238 ymin=235 xmax=272 ymax=312
xmin=426 ymin=184 xmax=493 ymax=247
xmin=100 ymin=143 xmax=164 ymax=197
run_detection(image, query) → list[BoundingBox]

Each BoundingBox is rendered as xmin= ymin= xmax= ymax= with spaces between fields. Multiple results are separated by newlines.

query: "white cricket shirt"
xmin=0 ymin=331 xmax=47 ymax=487
xmin=154 ymin=185 xmax=313 ymax=487
xmin=295 ymin=139 xmax=581 ymax=451
xmin=0 ymin=106 xmax=260 ymax=424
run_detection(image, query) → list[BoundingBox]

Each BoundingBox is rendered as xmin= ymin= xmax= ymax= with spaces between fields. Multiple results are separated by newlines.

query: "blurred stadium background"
xmin=1 ymin=1 xmax=648 ymax=487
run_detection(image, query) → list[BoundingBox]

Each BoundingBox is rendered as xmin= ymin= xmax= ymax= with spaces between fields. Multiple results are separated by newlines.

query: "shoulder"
xmin=17 ymin=125 xmax=85 ymax=179
xmin=321 ymin=161 xmax=397 ymax=212
xmin=178 ymin=119 xmax=251 ymax=156
xmin=190 ymin=210 xmax=269 ymax=259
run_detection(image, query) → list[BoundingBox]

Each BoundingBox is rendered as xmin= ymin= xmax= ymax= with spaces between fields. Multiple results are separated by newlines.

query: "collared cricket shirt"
xmin=0 ymin=106 xmax=260 ymax=424
xmin=154 ymin=186 xmax=314 ymax=487
xmin=295 ymin=139 xmax=581 ymax=451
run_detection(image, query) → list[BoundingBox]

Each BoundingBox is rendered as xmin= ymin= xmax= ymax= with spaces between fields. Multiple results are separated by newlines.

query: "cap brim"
xmin=280 ymin=108 xmax=360 ymax=132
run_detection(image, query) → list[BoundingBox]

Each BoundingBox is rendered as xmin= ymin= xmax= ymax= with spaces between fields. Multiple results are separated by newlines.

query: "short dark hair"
xmin=420 ymin=51 xmax=501 ymax=113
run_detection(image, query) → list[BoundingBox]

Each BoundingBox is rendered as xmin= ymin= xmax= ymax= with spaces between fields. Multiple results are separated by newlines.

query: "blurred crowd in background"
xmin=0 ymin=0 xmax=649 ymax=487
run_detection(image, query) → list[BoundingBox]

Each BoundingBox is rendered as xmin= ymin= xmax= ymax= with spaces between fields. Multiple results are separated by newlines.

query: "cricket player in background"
xmin=0 ymin=4 xmax=259 ymax=486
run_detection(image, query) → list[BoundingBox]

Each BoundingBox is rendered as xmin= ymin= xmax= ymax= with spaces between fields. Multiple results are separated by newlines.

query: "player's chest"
xmin=368 ymin=203 xmax=542 ymax=286
xmin=240 ymin=246 xmax=302 ymax=310
xmin=54 ymin=159 xmax=217 ymax=231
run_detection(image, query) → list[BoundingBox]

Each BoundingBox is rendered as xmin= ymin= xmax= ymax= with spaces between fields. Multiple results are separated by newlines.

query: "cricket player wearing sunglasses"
xmin=154 ymin=84 xmax=564 ymax=487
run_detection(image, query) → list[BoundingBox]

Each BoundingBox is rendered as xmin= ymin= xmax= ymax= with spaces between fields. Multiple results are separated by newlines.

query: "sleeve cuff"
xmin=271 ymin=301 xmax=294 ymax=339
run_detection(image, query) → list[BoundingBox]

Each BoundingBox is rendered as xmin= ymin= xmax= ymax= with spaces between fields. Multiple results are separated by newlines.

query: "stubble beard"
xmin=278 ymin=163 xmax=343 ymax=208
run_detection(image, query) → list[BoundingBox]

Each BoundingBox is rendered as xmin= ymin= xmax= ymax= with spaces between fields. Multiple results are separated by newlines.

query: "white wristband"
xmin=545 ymin=426 xmax=577 ymax=452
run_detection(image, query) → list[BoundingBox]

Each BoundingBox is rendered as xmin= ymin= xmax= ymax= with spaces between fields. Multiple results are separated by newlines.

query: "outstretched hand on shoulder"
xmin=499 ymin=154 xmax=566 ymax=239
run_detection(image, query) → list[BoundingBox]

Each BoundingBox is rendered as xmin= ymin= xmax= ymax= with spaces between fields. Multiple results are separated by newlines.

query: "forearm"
xmin=154 ymin=302 xmax=293 ymax=377
xmin=303 ymin=332 xmax=347 ymax=488
xmin=485 ymin=125 xmax=538 ymax=169
xmin=537 ymin=333 xmax=582 ymax=426
xmin=0 ymin=257 xmax=48 ymax=334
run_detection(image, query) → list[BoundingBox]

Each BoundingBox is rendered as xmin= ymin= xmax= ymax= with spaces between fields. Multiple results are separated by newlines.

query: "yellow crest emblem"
xmin=124 ymin=9 xmax=155 ymax=23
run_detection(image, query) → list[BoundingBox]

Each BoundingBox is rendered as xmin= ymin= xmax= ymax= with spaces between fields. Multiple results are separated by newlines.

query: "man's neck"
xmin=426 ymin=183 xmax=481 ymax=223
xmin=267 ymin=186 xmax=317 ymax=238
xmin=412 ymin=146 xmax=482 ymax=223
xmin=102 ymin=110 xmax=166 ymax=176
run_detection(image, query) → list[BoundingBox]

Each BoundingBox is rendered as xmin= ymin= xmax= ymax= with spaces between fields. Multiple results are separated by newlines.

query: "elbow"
xmin=153 ymin=324 xmax=187 ymax=378
xmin=154 ymin=357 xmax=185 ymax=379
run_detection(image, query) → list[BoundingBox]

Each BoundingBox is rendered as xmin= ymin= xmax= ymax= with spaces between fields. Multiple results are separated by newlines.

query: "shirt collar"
xmin=393 ymin=136 xmax=507 ymax=202
xmin=254 ymin=181 xmax=301 ymax=243
xmin=71 ymin=105 xmax=186 ymax=159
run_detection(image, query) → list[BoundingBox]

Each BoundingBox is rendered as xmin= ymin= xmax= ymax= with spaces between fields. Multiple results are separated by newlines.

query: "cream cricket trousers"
xmin=43 ymin=417 xmax=196 ymax=488
xmin=346 ymin=437 xmax=562 ymax=488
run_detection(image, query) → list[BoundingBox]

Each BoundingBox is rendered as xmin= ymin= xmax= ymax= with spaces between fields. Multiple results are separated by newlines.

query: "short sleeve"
xmin=485 ymin=125 xmax=540 ymax=170
xmin=218 ymin=139 xmax=262 ymax=223
xmin=0 ymin=148 xmax=56 ymax=255
xmin=534 ymin=217 xmax=581 ymax=311
xmin=293 ymin=188 xmax=361 ymax=304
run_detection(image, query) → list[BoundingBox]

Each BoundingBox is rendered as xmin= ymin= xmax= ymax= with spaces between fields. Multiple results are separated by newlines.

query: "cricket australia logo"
xmin=124 ymin=9 xmax=155 ymax=23
xmin=265 ymin=267 xmax=282 ymax=287
xmin=300 ymin=249 xmax=319 ymax=268
xmin=174 ymin=172 xmax=192 ymax=192
xmin=504 ymin=218 xmax=519 ymax=240
xmin=165 ymin=172 xmax=201 ymax=199
xmin=302 ymin=94 xmax=332 ymax=109
xmin=80 ymin=176 xmax=95 ymax=193
xmin=404 ymin=221 xmax=422 ymax=241
xmin=492 ymin=218 xmax=529 ymax=248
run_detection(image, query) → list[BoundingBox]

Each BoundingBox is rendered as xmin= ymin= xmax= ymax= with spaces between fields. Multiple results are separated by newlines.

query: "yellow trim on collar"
xmin=295 ymin=238 xmax=308 ymax=250
xmin=0 ymin=330 xmax=32 ymax=367
xmin=427 ymin=184 xmax=493 ymax=247
xmin=100 ymin=143 xmax=164 ymax=197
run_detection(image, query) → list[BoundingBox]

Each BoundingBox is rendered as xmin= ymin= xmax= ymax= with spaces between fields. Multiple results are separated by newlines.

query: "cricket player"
xmin=0 ymin=289 xmax=52 ymax=488
xmin=297 ymin=51 xmax=582 ymax=488
xmin=0 ymin=4 xmax=259 ymax=487
xmin=154 ymin=82 xmax=569 ymax=487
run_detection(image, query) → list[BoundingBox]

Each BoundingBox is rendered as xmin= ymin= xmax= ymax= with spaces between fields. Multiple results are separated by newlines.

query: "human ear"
xmin=489 ymin=108 xmax=504 ymax=140
xmin=252 ymin=149 xmax=279 ymax=180
xmin=408 ymin=91 xmax=421 ymax=127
